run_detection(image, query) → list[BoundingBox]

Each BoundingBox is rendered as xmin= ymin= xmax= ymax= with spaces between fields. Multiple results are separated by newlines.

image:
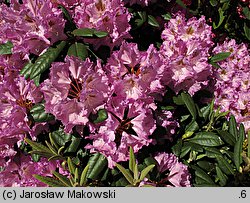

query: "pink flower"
xmin=213 ymin=39 xmax=250 ymax=131
xmin=154 ymin=152 xmax=191 ymax=187
xmin=160 ymin=14 xmax=214 ymax=95
xmin=73 ymin=0 xmax=131 ymax=50
xmin=41 ymin=56 xmax=110 ymax=133
xmin=86 ymin=99 xmax=155 ymax=168
xmin=0 ymin=0 xmax=66 ymax=57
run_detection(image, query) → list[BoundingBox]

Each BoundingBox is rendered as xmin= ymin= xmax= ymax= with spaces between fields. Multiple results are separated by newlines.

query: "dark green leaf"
xmin=180 ymin=144 xmax=192 ymax=158
xmin=182 ymin=120 xmax=199 ymax=139
xmin=181 ymin=92 xmax=197 ymax=120
xmin=51 ymin=129 xmax=72 ymax=147
xmin=244 ymin=23 xmax=250 ymax=41
xmin=67 ymin=157 xmax=76 ymax=175
xmin=144 ymin=157 xmax=157 ymax=166
xmin=25 ymin=138 xmax=52 ymax=154
xmin=229 ymin=115 xmax=238 ymax=140
xmin=52 ymin=171 xmax=72 ymax=187
xmin=243 ymin=7 xmax=250 ymax=20
xmin=234 ymin=124 xmax=244 ymax=171
xmin=29 ymin=150 xmax=55 ymax=158
xmin=64 ymin=136 xmax=81 ymax=153
xmin=0 ymin=41 xmax=13 ymax=55
xmin=33 ymin=74 xmax=41 ymax=86
xmin=197 ymin=161 xmax=214 ymax=172
xmin=116 ymin=163 xmax=134 ymax=185
xmin=216 ymin=155 xmax=234 ymax=175
xmin=93 ymin=109 xmax=108 ymax=123
xmin=67 ymin=42 xmax=88 ymax=60
xmin=210 ymin=52 xmax=231 ymax=63
xmin=205 ymin=147 xmax=222 ymax=158
xmin=87 ymin=153 xmax=107 ymax=180
xmin=58 ymin=4 xmax=76 ymax=31
xmin=210 ymin=61 xmax=222 ymax=69
xmin=30 ymin=103 xmax=54 ymax=122
xmin=173 ymin=95 xmax=184 ymax=105
xmin=200 ymin=104 xmax=211 ymax=120
xmin=190 ymin=165 xmax=216 ymax=185
xmin=74 ymin=168 xmax=79 ymax=183
xmin=215 ymin=166 xmax=228 ymax=186
xmin=216 ymin=129 xmax=236 ymax=146
xmin=148 ymin=15 xmax=160 ymax=27
xmin=189 ymin=132 xmax=224 ymax=147
xmin=20 ymin=62 xmax=33 ymax=79
xmin=172 ymin=139 xmax=182 ymax=156
xmin=33 ymin=175 xmax=65 ymax=187
xmin=30 ymin=41 xmax=67 ymax=79
xmin=31 ymin=154 xmax=40 ymax=162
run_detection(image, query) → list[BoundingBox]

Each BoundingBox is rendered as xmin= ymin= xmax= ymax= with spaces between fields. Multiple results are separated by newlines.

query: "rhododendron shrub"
xmin=0 ymin=0 xmax=249 ymax=187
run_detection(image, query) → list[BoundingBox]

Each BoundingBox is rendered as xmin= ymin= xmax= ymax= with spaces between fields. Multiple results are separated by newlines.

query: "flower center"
xmin=67 ymin=77 xmax=82 ymax=100
xmin=16 ymin=97 xmax=33 ymax=110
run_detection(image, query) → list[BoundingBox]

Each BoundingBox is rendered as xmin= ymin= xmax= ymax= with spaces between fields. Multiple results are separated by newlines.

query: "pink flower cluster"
xmin=160 ymin=14 xmax=214 ymax=95
xmin=213 ymin=39 xmax=250 ymax=131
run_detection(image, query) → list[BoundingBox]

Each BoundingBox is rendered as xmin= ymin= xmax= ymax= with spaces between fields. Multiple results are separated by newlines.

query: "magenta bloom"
xmin=0 ymin=154 xmax=62 ymax=187
xmin=86 ymin=99 xmax=156 ymax=168
xmin=213 ymin=39 xmax=250 ymax=131
xmin=73 ymin=0 xmax=131 ymax=50
xmin=154 ymin=152 xmax=191 ymax=187
xmin=0 ymin=0 xmax=66 ymax=57
xmin=160 ymin=14 xmax=214 ymax=95
xmin=41 ymin=56 xmax=110 ymax=133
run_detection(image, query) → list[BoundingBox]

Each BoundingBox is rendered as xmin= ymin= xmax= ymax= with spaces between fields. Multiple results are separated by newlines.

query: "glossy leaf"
xmin=30 ymin=103 xmax=54 ymax=122
xmin=205 ymin=147 xmax=222 ymax=158
xmin=67 ymin=42 xmax=88 ymax=60
xmin=181 ymin=92 xmax=197 ymax=120
xmin=216 ymin=155 xmax=234 ymax=175
xmin=234 ymin=124 xmax=244 ymax=171
xmin=190 ymin=165 xmax=216 ymax=185
xmin=215 ymin=166 xmax=227 ymax=186
xmin=24 ymin=138 xmax=52 ymax=154
xmin=51 ymin=129 xmax=72 ymax=147
xmin=148 ymin=15 xmax=160 ymax=27
xmin=20 ymin=62 xmax=33 ymax=79
xmin=0 ymin=41 xmax=13 ymax=55
xmin=87 ymin=153 xmax=107 ymax=180
xmin=188 ymin=132 xmax=224 ymax=147
xmin=216 ymin=129 xmax=236 ymax=146
xmin=229 ymin=115 xmax=238 ymax=140
xmin=29 ymin=41 xmax=67 ymax=79
xmin=213 ymin=8 xmax=225 ymax=29
xmin=64 ymin=136 xmax=81 ymax=153
xmin=93 ymin=109 xmax=108 ymax=124
xmin=210 ymin=52 xmax=231 ymax=63
xmin=67 ymin=157 xmax=76 ymax=175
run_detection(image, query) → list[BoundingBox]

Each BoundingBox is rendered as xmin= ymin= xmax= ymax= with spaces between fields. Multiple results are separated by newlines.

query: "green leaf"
xmin=30 ymin=103 xmax=54 ymax=122
xmin=215 ymin=166 xmax=228 ymax=186
xmin=188 ymin=132 xmax=224 ymax=147
xmin=229 ymin=115 xmax=238 ymax=140
xmin=93 ymin=109 xmax=108 ymax=124
xmin=133 ymin=163 xmax=139 ymax=180
xmin=87 ymin=153 xmax=107 ymax=180
xmin=197 ymin=161 xmax=214 ymax=172
xmin=67 ymin=157 xmax=76 ymax=175
xmin=216 ymin=129 xmax=236 ymax=146
xmin=80 ymin=164 xmax=89 ymax=186
xmin=72 ymin=28 xmax=94 ymax=37
xmin=33 ymin=74 xmax=41 ymax=86
xmin=74 ymin=168 xmax=79 ymax=183
xmin=182 ymin=120 xmax=199 ymax=139
xmin=93 ymin=30 xmax=108 ymax=38
xmin=243 ymin=7 xmax=250 ymax=20
xmin=20 ymin=62 xmax=33 ymax=79
xmin=234 ymin=124 xmax=245 ymax=171
xmin=51 ymin=129 xmax=72 ymax=147
xmin=45 ymin=141 xmax=58 ymax=155
xmin=0 ymin=41 xmax=13 ymax=55
xmin=190 ymin=165 xmax=216 ymax=185
xmin=67 ymin=42 xmax=88 ymax=60
xmin=216 ymin=155 xmax=234 ymax=175
xmin=143 ymin=157 xmax=157 ymax=166
xmin=205 ymin=147 xmax=222 ymax=158
xmin=24 ymin=138 xmax=52 ymax=154
xmin=30 ymin=41 xmax=67 ymax=79
xmin=200 ymin=104 xmax=211 ymax=120
xmin=181 ymin=92 xmax=197 ymax=120
xmin=180 ymin=144 xmax=192 ymax=158
xmin=129 ymin=146 xmax=136 ymax=172
xmin=58 ymin=4 xmax=76 ymax=32
xmin=33 ymin=175 xmax=66 ymax=187
xmin=148 ymin=15 xmax=160 ymax=27
xmin=213 ymin=8 xmax=225 ymax=29
xmin=29 ymin=150 xmax=55 ymax=158
xmin=172 ymin=139 xmax=182 ymax=157
xmin=52 ymin=171 xmax=72 ymax=187
xmin=244 ymin=23 xmax=250 ymax=41
xmin=139 ymin=164 xmax=155 ymax=181
xmin=161 ymin=13 xmax=172 ymax=21
xmin=210 ymin=0 xmax=218 ymax=6
xmin=210 ymin=61 xmax=222 ymax=69
xmin=64 ymin=136 xmax=81 ymax=153
xmin=116 ymin=163 xmax=134 ymax=185
xmin=210 ymin=52 xmax=231 ymax=63
xmin=173 ymin=95 xmax=184 ymax=105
